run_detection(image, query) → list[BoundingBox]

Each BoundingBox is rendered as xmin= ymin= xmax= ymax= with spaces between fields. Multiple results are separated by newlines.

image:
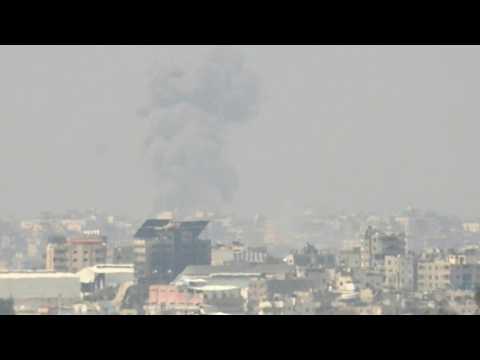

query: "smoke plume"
xmin=141 ymin=47 xmax=259 ymax=214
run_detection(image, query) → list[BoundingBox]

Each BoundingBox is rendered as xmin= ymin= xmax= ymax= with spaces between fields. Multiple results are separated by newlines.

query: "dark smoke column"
xmin=140 ymin=47 xmax=260 ymax=215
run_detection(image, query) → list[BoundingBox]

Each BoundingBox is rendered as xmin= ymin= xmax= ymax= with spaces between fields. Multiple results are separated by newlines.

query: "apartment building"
xmin=450 ymin=264 xmax=480 ymax=290
xmin=384 ymin=254 xmax=416 ymax=291
xmin=45 ymin=235 xmax=107 ymax=273
xmin=416 ymin=259 xmax=451 ymax=292
xmin=362 ymin=227 xmax=406 ymax=271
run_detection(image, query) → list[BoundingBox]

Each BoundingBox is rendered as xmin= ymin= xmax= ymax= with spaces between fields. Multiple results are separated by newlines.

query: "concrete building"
xmin=284 ymin=243 xmax=336 ymax=269
xmin=352 ymin=269 xmax=384 ymax=290
xmin=362 ymin=227 xmax=406 ymax=271
xmin=0 ymin=272 xmax=80 ymax=303
xmin=248 ymin=278 xmax=316 ymax=313
xmin=45 ymin=235 xmax=107 ymax=273
xmin=189 ymin=284 xmax=244 ymax=314
xmin=450 ymin=264 xmax=480 ymax=290
xmin=77 ymin=264 xmax=134 ymax=297
xmin=211 ymin=243 xmax=243 ymax=266
xmin=133 ymin=219 xmax=211 ymax=285
xmin=463 ymin=222 xmax=480 ymax=233
xmin=416 ymin=258 xmax=452 ymax=292
xmin=338 ymin=247 xmax=362 ymax=269
xmin=144 ymin=285 xmax=204 ymax=315
xmin=234 ymin=246 xmax=269 ymax=264
xmin=384 ymin=254 xmax=417 ymax=291
xmin=258 ymin=291 xmax=318 ymax=315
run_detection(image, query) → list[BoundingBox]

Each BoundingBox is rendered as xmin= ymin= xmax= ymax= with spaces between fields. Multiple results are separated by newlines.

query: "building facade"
xmin=133 ymin=219 xmax=211 ymax=285
xmin=384 ymin=254 xmax=416 ymax=291
xmin=338 ymin=247 xmax=362 ymax=270
xmin=416 ymin=259 xmax=451 ymax=292
xmin=362 ymin=227 xmax=406 ymax=271
xmin=45 ymin=235 xmax=107 ymax=273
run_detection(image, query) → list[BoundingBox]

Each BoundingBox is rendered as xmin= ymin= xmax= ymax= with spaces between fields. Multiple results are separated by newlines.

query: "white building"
xmin=77 ymin=264 xmax=134 ymax=296
xmin=0 ymin=272 xmax=80 ymax=301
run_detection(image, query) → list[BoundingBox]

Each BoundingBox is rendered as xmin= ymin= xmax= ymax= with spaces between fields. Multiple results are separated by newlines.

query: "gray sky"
xmin=1 ymin=45 xmax=479 ymax=219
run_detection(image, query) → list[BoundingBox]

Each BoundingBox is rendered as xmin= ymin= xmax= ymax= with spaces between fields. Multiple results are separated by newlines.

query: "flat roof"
xmin=190 ymin=285 xmax=240 ymax=292
xmin=0 ymin=272 xmax=79 ymax=279
xmin=90 ymin=264 xmax=134 ymax=273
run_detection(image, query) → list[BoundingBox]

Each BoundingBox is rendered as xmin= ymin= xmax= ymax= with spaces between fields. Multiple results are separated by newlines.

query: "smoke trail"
xmin=141 ymin=47 xmax=259 ymax=214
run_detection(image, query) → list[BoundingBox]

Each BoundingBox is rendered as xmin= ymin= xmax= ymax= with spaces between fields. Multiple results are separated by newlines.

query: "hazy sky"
xmin=1 ymin=45 xmax=480 ymax=219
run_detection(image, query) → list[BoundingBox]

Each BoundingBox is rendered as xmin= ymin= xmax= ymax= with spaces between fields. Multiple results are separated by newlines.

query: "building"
xmin=189 ymin=284 xmax=244 ymax=314
xmin=77 ymin=264 xmax=134 ymax=297
xmin=338 ymin=247 xmax=362 ymax=269
xmin=284 ymin=243 xmax=336 ymax=269
xmin=463 ymin=222 xmax=480 ymax=233
xmin=450 ymin=264 xmax=480 ymax=290
xmin=175 ymin=263 xmax=296 ymax=306
xmin=384 ymin=254 xmax=417 ymax=291
xmin=211 ymin=243 xmax=244 ymax=266
xmin=133 ymin=219 xmax=211 ymax=285
xmin=45 ymin=235 xmax=107 ymax=273
xmin=352 ymin=269 xmax=384 ymax=290
xmin=176 ymin=264 xmax=295 ymax=283
xmin=113 ymin=244 xmax=135 ymax=264
xmin=248 ymin=278 xmax=316 ymax=313
xmin=61 ymin=219 xmax=86 ymax=233
xmin=362 ymin=227 xmax=406 ymax=270
xmin=233 ymin=246 xmax=269 ymax=264
xmin=257 ymin=291 xmax=318 ymax=315
xmin=144 ymin=285 xmax=204 ymax=315
xmin=416 ymin=258 xmax=452 ymax=292
xmin=0 ymin=272 xmax=80 ymax=307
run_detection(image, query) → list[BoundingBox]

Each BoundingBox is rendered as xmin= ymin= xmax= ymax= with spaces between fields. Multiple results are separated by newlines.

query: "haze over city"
xmin=3 ymin=45 xmax=480 ymax=316
xmin=1 ymin=45 xmax=480 ymax=219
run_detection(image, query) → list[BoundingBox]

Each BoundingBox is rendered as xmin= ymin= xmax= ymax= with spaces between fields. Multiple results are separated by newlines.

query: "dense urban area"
xmin=1 ymin=206 xmax=480 ymax=315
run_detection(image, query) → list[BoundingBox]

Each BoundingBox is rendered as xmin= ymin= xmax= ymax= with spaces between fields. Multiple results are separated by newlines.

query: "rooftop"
xmin=134 ymin=219 xmax=209 ymax=239
xmin=178 ymin=264 xmax=294 ymax=278
xmin=0 ymin=272 xmax=79 ymax=279
xmin=190 ymin=285 xmax=239 ymax=292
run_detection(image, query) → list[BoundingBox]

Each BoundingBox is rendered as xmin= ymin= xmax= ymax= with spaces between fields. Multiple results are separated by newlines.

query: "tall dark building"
xmin=133 ymin=219 xmax=211 ymax=285
xmin=362 ymin=226 xmax=406 ymax=270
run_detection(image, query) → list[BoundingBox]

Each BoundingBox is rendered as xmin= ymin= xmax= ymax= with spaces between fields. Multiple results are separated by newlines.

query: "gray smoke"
xmin=141 ymin=47 xmax=259 ymax=214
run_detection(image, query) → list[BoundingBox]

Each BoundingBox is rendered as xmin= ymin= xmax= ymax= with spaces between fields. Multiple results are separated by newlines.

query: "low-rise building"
xmin=77 ymin=264 xmax=134 ymax=297
xmin=144 ymin=285 xmax=203 ymax=315
xmin=0 ymin=271 xmax=80 ymax=311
